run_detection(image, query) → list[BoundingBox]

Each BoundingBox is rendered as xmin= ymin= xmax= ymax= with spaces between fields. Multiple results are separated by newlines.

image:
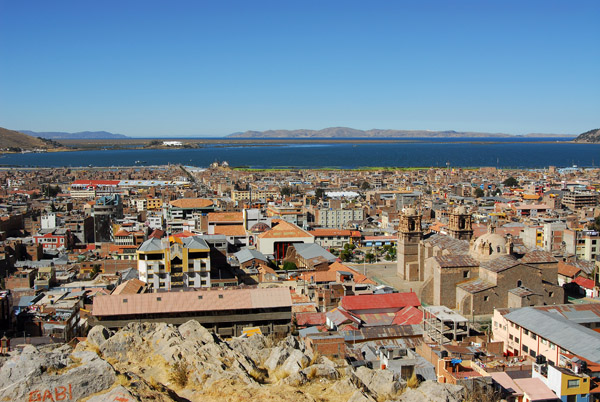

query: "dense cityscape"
xmin=0 ymin=161 xmax=599 ymax=400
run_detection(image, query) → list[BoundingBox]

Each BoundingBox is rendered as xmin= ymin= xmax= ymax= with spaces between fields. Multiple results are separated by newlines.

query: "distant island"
xmin=20 ymin=130 xmax=129 ymax=140
xmin=227 ymin=127 xmax=575 ymax=139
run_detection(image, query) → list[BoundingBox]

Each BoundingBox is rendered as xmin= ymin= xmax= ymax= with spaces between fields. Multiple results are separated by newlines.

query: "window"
xmin=198 ymin=295 xmax=203 ymax=300
xmin=515 ymin=337 xmax=519 ymax=343
xmin=549 ymin=292 xmax=554 ymax=298
xmin=517 ymin=280 xmax=522 ymax=287
xmin=531 ymin=333 xmax=537 ymax=340
xmin=463 ymin=271 xmax=470 ymax=278
xmin=218 ymin=294 xmax=224 ymax=299
xmin=523 ymin=345 xmax=529 ymax=353
xmin=156 ymin=297 xmax=162 ymax=302
xmin=524 ymin=329 xmax=529 ymax=335
xmin=484 ymin=296 xmax=489 ymax=302
xmin=509 ymin=334 xmax=514 ymax=341
xmin=567 ymin=379 xmax=580 ymax=388
xmin=530 ymin=350 xmax=537 ymax=358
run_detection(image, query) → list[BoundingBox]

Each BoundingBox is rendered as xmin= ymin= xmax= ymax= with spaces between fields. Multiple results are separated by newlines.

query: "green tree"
xmin=503 ymin=177 xmax=519 ymax=187
xmin=340 ymin=250 xmax=352 ymax=262
xmin=280 ymin=186 xmax=292 ymax=197
xmin=361 ymin=181 xmax=370 ymax=190
xmin=365 ymin=252 xmax=375 ymax=263
xmin=315 ymin=188 xmax=326 ymax=200
xmin=282 ymin=261 xmax=297 ymax=271
xmin=474 ymin=187 xmax=485 ymax=198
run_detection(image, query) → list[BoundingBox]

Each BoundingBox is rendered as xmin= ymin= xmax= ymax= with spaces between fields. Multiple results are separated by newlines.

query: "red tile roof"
xmin=295 ymin=312 xmax=326 ymax=327
xmin=573 ymin=276 xmax=595 ymax=290
xmin=341 ymin=292 xmax=420 ymax=312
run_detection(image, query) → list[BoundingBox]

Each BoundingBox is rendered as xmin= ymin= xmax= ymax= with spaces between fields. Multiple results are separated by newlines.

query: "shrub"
xmin=169 ymin=361 xmax=189 ymax=388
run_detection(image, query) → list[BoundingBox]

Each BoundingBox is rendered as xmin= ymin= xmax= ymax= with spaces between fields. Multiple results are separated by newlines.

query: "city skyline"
xmin=1 ymin=0 xmax=598 ymax=137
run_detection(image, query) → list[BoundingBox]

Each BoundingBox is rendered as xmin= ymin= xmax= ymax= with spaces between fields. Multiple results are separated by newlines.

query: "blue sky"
xmin=0 ymin=1 xmax=598 ymax=137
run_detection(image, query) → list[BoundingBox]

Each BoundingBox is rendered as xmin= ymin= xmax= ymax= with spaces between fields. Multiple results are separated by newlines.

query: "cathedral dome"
xmin=470 ymin=231 xmax=509 ymax=261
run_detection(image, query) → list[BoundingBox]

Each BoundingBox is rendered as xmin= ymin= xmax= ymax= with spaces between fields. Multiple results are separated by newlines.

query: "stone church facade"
xmin=397 ymin=207 xmax=564 ymax=316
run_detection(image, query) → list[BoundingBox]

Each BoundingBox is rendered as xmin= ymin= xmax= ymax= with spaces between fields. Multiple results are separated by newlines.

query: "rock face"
xmin=574 ymin=128 xmax=600 ymax=143
xmin=0 ymin=320 xmax=466 ymax=402
xmin=0 ymin=345 xmax=116 ymax=401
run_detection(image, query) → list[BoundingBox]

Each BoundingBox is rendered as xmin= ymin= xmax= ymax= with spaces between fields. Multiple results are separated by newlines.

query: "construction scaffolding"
xmin=423 ymin=305 xmax=470 ymax=345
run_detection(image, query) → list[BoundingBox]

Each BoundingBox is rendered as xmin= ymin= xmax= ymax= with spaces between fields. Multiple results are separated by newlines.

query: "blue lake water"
xmin=1 ymin=138 xmax=598 ymax=169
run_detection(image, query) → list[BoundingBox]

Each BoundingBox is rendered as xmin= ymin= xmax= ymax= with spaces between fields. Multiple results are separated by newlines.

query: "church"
xmin=397 ymin=207 xmax=564 ymax=316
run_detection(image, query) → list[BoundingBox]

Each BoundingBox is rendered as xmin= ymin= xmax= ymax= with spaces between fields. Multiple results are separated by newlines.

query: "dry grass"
xmin=169 ymin=361 xmax=189 ymax=388
xmin=105 ymin=357 xmax=119 ymax=366
xmin=148 ymin=376 xmax=161 ymax=390
xmin=306 ymin=366 xmax=318 ymax=380
xmin=406 ymin=372 xmax=420 ymax=389
xmin=309 ymin=351 xmax=321 ymax=366
xmin=116 ymin=374 xmax=130 ymax=387
xmin=248 ymin=367 xmax=269 ymax=384
xmin=88 ymin=344 xmax=101 ymax=356
xmin=270 ymin=367 xmax=290 ymax=381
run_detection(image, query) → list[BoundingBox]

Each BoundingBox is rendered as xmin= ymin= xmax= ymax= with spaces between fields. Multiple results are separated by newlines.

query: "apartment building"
xmin=562 ymin=192 xmax=598 ymax=211
xmin=137 ymin=236 xmax=212 ymax=290
xmin=314 ymin=208 xmax=364 ymax=228
xmin=493 ymin=306 xmax=600 ymax=365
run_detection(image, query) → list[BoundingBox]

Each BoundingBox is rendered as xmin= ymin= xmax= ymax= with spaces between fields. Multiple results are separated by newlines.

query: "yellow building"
xmin=137 ymin=236 xmax=211 ymax=289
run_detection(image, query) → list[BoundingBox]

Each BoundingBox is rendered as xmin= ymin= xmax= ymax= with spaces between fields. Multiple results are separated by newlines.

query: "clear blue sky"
xmin=0 ymin=1 xmax=598 ymax=137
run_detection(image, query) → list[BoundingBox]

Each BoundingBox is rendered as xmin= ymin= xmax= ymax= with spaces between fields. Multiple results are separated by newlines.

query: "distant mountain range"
xmin=574 ymin=128 xmax=600 ymax=143
xmin=227 ymin=127 xmax=575 ymax=138
xmin=20 ymin=130 xmax=129 ymax=139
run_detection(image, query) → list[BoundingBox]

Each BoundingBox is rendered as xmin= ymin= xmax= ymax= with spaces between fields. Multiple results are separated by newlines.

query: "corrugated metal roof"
xmin=293 ymin=243 xmax=336 ymax=262
xmin=234 ymin=248 xmax=268 ymax=264
xmin=137 ymin=238 xmax=163 ymax=252
xmin=504 ymin=308 xmax=600 ymax=363
xmin=93 ymin=287 xmax=291 ymax=317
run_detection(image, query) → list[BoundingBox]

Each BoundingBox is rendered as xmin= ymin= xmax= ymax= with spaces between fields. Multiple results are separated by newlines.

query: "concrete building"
xmin=314 ymin=208 xmax=364 ymax=228
xmin=137 ymin=236 xmax=212 ymax=290
xmin=493 ymin=306 xmax=600 ymax=365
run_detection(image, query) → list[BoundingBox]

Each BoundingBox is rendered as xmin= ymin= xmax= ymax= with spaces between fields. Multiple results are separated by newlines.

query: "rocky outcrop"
xmin=0 ymin=320 xmax=466 ymax=402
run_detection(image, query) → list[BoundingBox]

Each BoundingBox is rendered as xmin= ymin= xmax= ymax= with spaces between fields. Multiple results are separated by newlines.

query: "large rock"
xmin=353 ymin=366 xmax=403 ymax=398
xmin=301 ymin=363 xmax=340 ymax=381
xmin=347 ymin=390 xmax=377 ymax=402
xmin=87 ymin=385 xmax=137 ymax=402
xmin=280 ymin=349 xmax=310 ymax=375
xmin=399 ymin=380 xmax=464 ymax=402
xmin=0 ymin=348 xmax=116 ymax=402
xmin=86 ymin=325 xmax=112 ymax=348
xmin=227 ymin=333 xmax=269 ymax=364
xmin=179 ymin=320 xmax=215 ymax=344
xmin=263 ymin=346 xmax=292 ymax=372
xmin=331 ymin=377 xmax=357 ymax=394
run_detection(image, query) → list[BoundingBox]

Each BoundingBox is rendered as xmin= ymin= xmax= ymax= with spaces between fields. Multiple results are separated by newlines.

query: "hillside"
xmin=574 ymin=128 xmax=600 ymax=143
xmin=0 ymin=321 xmax=465 ymax=402
xmin=228 ymin=127 xmax=570 ymax=139
xmin=21 ymin=129 xmax=129 ymax=139
xmin=0 ymin=127 xmax=62 ymax=151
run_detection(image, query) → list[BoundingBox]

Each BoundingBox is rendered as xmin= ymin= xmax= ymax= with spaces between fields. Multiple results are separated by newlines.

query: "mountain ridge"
xmin=227 ymin=126 xmax=574 ymax=138
xmin=0 ymin=127 xmax=63 ymax=150
xmin=574 ymin=128 xmax=600 ymax=143
xmin=21 ymin=130 xmax=129 ymax=139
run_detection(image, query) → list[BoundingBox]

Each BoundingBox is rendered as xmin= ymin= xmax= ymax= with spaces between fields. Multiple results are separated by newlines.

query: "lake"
xmin=1 ymin=138 xmax=598 ymax=169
